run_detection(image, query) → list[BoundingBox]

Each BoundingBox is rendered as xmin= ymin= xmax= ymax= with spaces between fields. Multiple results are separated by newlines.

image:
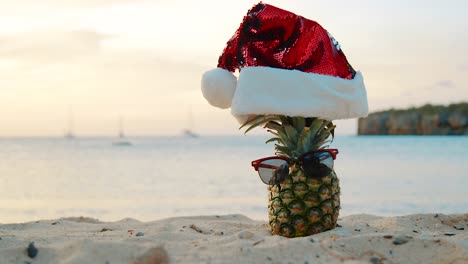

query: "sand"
xmin=0 ymin=213 xmax=467 ymax=264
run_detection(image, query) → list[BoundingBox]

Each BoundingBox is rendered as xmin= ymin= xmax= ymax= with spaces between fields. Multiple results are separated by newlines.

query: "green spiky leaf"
xmin=239 ymin=115 xmax=266 ymax=130
xmin=275 ymin=145 xmax=292 ymax=157
xmin=291 ymin=117 xmax=305 ymax=132
xmin=267 ymin=129 xmax=279 ymax=137
xmin=283 ymin=125 xmax=298 ymax=145
xmin=318 ymin=139 xmax=333 ymax=149
xmin=241 ymin=115 xmax=337 ymax=158
xmin=265 ymin=137 xmax=282 ymax=144
xmin=275 ymin=126 xmax=292 ymax=147
xmin=297 ymin=127 xmax=311 ymax=154
xmin=243 ymin=116 xmax=281 ymax=134
xmin=329 ymin=121 xmax=335 ymax=140
xmin=308 ymin=119 xmax=325 ymax=138
xmin=279 ymin=116 xmax=290 ymax=126
xmin=264 ymin=121 xmax=282 ymax=132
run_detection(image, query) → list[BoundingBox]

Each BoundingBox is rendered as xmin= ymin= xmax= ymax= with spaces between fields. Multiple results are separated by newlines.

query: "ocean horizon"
xmin=0 ymin=135 xmax=467 ymax=223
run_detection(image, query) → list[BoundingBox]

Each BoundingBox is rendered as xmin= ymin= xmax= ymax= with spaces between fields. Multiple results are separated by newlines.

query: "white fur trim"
xmin=201 ymin=68 xmax=237 ymax=109
xmin=231 ymin=66 xmax=368 ymax=122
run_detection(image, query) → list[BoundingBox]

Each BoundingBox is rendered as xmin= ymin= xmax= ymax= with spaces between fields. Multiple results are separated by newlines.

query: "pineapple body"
xmin=243 ymin=115 xmax=340 ymax=237
xmin=268 ymin=167 xmax=340 ymax=237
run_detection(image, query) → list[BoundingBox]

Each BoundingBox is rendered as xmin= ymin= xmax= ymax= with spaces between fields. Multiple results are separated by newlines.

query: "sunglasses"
xmin=251 ymin=149 xmax=338 ymax=185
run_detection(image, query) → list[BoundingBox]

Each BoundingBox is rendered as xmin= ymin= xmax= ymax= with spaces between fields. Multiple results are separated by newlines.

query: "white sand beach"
xmin=0 ymin=213 xmax=466 ymax=264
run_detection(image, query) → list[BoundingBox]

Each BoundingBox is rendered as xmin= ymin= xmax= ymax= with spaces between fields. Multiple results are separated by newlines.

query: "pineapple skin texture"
xmin=268 ymin=165 xmax=340 ymax=238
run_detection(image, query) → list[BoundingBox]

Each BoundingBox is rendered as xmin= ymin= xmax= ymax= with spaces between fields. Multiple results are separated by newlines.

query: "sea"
xmin=0 ymin=135 xmax=467 ymax=223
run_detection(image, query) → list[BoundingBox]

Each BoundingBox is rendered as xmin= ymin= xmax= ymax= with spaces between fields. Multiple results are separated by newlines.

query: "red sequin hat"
xmin=201 ymin=3 xmax=368 ymax=123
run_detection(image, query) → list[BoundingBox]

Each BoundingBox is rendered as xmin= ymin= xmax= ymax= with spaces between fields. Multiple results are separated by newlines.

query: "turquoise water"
xmin=0 ymin=136 xmax=467 ymax=223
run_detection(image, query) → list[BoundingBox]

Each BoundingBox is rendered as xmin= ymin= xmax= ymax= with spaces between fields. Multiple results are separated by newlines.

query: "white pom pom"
xmin=201 ymin=68 xmax=237 ymax=109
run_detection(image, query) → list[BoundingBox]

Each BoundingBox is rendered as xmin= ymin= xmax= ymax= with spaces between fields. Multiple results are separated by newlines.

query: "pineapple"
xmin=242 ymin=115 xmax=340 ymax=237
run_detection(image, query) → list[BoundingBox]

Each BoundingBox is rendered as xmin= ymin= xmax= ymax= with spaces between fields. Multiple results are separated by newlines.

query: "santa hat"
xmin=201 ymin=3 xmax=368 ymax=123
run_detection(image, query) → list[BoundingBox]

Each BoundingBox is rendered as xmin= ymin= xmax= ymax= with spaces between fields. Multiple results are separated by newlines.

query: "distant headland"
xmin=358 ymin=102 xmax=467 ymax=135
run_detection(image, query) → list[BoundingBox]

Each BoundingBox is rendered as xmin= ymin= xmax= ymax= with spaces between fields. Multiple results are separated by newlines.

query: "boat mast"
xmin=118 ymin=115 xmax=125 ymax=138
xmin=188 ymin=105 xmax=194 ymax=132
xmin=66 ymin=106 xmax=75 ymax=138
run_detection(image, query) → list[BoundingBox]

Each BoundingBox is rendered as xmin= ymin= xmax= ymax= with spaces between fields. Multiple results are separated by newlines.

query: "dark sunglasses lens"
xmin=302 ymin=152 xmax=333 ymax=178
xmin=258 ymin=159 xmax=289 ymax=185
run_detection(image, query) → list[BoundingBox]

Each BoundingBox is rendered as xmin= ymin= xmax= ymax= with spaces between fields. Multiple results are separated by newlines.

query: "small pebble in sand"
xmin=252 ymin=239 xmax=264 ymax=246
xmin=190 ymin=224 xmax=210 ymax=234
xmin=27 ymin=242 xmax=38 ymax=258
xmin=238 ymin=230 xmax=255 ymax=239
xmin=100 ymin=228 xmax=112 ymax=232
xmin=393 ymin=236 xmax=411 ymax=245
xmin=419 ymin=234 xmax=431 ymax=239
xmin=135 ymin=247 xmax=168 ymax=264
xmin=136 ymin=232 xmax=144 ymax=236
xmin=369 ymin=256 xmax=381 ymax=264
xmin=383 ymin=235 xmax=393 ymax=239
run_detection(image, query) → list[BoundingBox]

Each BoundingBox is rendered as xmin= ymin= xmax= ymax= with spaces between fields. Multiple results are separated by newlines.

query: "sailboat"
xmin=64 ymin=106 xmax=75 ymax=139
xmin=182 ymin=106 xmax=199 ymax=138
xmin=182 ymin=128 xmax=199 ymax=138
xmin=112 ymin=116 xmax=132 ymax=146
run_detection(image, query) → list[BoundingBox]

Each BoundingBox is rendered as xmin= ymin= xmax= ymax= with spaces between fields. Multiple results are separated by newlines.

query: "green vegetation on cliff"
xmin=358 ymin=102 xmax=468 ymax=135
xmin=372 ymin=102 xmax=468 ymax=116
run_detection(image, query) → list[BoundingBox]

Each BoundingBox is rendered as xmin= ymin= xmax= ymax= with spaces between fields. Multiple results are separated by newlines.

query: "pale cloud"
xmin=458 ymin=64 xmax=468 ymax=72
xmin=398 ymin=79 xmax=457 ymax=98
xmin=0 ymin=0 xmax=142 ymax=8
xmin=0 ymin=30 xmax=204 ymax=97
xmin=434 ymin=80 xmax=456 ymax=89
xmin=0 ymin=30 xmax=107 ymax=63
xmin=0 ymin=27 xmax=207 ymax=136
xmin=0 ymin=44 xmax=206 ymax=136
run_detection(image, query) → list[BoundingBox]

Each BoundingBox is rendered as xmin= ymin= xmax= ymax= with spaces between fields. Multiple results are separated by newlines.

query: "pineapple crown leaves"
xmin=240 ymin=115 xmax=335 ymax=157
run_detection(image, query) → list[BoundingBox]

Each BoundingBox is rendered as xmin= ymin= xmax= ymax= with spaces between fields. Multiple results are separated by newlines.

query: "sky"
xmin=0 ymin=0 xmax=467 ymax=136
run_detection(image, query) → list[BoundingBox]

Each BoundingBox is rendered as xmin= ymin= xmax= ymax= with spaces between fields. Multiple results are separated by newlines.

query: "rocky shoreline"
xmin=358 ymin=103 xmax=468 ymax=135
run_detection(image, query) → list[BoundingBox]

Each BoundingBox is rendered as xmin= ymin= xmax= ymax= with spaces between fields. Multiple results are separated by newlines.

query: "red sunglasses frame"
xmin=251 ymin=149 xmax=339 ymax=171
